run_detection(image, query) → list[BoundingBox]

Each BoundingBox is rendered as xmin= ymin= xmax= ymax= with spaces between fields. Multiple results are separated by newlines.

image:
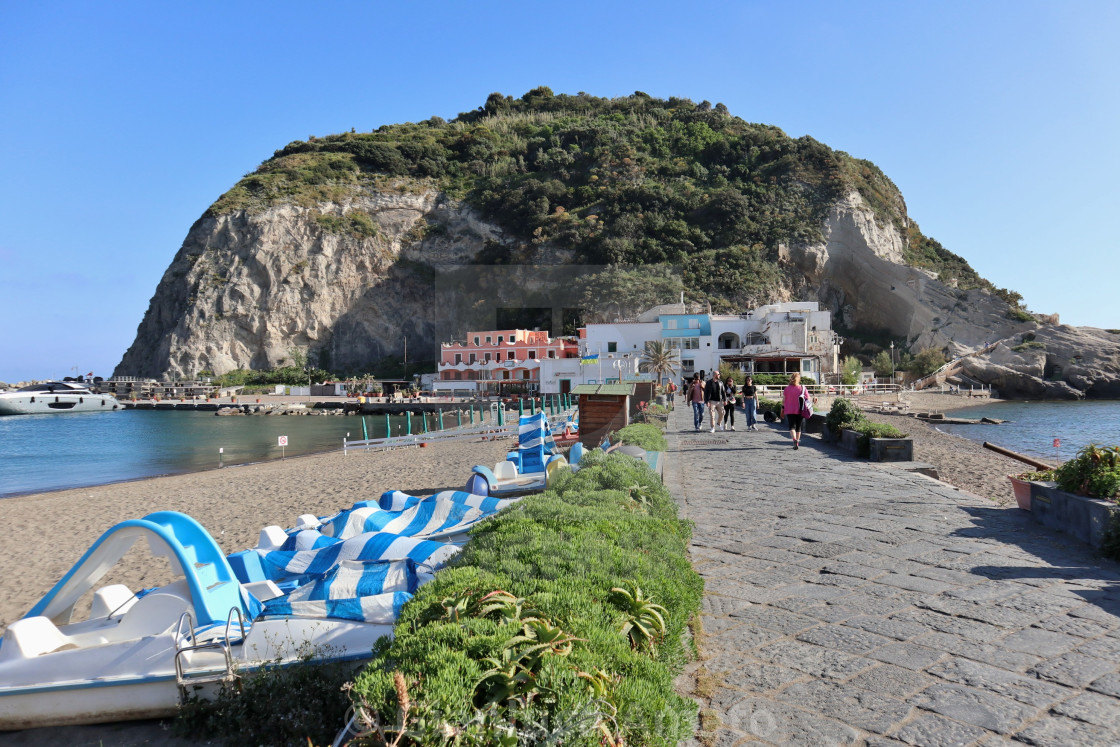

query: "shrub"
xmin=611 ymin=423 xmax=667 ymax=451
xmin=1011 ymin=341 xmax=1045 ymax=352
xmin=347 ymin=452 xmax=703 ymax=745
xmin=908 ymin=348 xmax=947 ymax=378
xmin=825 ymin=397 xmax=864 ymax=434
xmin=1053 ymin=444 xmax=1120 ymax=500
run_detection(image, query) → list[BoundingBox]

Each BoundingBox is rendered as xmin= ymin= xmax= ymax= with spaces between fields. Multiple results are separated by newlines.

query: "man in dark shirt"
xmin=704 ymin=370 xmax=725 ymax=432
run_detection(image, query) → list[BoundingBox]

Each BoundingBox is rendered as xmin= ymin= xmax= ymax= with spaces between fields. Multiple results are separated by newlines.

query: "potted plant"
xmin=1028 ymin=444 xmax=1120 ymax=548
xmin=1008 ymin=469 xmax=1055 ymax=511
xmin=1054 ymin=444 xmax=1120 ymax=499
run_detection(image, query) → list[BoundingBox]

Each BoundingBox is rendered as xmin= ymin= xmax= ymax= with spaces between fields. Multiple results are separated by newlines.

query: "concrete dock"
xmin=664 ymin=406 xmax=1120 ymax=746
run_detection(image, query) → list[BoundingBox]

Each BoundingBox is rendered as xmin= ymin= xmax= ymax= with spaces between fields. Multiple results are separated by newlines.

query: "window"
xmin=681 ymin=360 xmax=695 ymax=373
xmin=508 ymin=351 xmax=515 ymax=360
xmin=454 ymin=353 xmax=462 ymax=365
xmin=681 ymin=337 xmax=700 ymax=350
xmin=473 ymin=336 xmax=480 ymax=346
xmin=469 ymin=354 xmax=476 ymax=364
xmin=607 ymin=342 xmax=617 ymax=353
xmin=548 ymin=350 xmax=556 ymax=358
xmin=689 ymin=318 xmax=700 ymax=329
xmin=484 ymin=353 xmax=491 ymax=362
xmin=522 ymin=370 xmax=531 ymax=380
xmin=666 ymin=319 xmax=677 ymax=330
xmin=528 ymin=350 xmax=536 ymax=359
xmin=485 ymin=336 xmax=492 ymax=344
xmin=497 ymin=335 xmax=504 ymax=344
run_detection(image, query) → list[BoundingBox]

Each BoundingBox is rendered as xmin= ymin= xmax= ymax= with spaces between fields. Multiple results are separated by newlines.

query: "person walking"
xmin=722 ymin=375 xmax=737 ymax=431
xmin=782 ymin=372 xmax=811 ymax=449
xmin=666 ymin=379 xmax=677 ymax=409
xmin=687 ymin=374 xmax=705 ymax=432
xmin=741 ymin=375 xmax=758 ymax=431
xmin=704 ymin=370 xmax=725 ymax=432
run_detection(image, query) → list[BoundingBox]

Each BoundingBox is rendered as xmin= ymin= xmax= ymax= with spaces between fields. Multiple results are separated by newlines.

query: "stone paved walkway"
xmin=663 ymin=407 xmax=1120 ymax=747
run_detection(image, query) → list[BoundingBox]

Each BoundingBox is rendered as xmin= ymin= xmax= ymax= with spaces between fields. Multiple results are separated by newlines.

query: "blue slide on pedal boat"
xmin=465 ymin=412 xmax=568 ymax=496
xmin=0 ymin=512 xmax=415 ymax=731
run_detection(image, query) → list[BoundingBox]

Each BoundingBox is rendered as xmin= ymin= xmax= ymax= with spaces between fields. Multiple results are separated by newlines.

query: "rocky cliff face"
xmin=117 ymin=183 xmax=1120 ymax=399
xmin=785 ymin=192 xmax=1034 ymax=356
xmin=115 ymin=185 xmax=499 ymax=378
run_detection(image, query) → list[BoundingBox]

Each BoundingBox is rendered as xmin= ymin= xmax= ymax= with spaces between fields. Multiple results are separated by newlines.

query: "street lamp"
xmin=890 ymin=341 xmax=896 ymax=385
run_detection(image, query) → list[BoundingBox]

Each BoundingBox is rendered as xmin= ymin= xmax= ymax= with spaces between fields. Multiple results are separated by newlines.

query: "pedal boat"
xmin=0 ymin=512 xmax=405 ymax=731
xmin=465 ymin=412 xmax=570 ymax=497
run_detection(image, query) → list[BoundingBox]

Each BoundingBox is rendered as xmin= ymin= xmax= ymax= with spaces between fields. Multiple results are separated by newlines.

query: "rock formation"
xmin=116 ymin=186 xmax=500 ymax=378
xmin=116 ymin=179 xmax=1120 ymax=400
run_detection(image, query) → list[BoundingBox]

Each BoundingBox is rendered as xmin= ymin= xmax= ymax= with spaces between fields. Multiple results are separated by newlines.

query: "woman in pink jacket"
xmin=782 ymin=372 xmax=811 ymax=450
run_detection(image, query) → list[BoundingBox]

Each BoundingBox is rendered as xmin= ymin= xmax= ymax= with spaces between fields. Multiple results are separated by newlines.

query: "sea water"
xmin=0 ymin=409 xmax=447 ymax=498
xmin=939 ymin=400 xmax=1120 ymax=463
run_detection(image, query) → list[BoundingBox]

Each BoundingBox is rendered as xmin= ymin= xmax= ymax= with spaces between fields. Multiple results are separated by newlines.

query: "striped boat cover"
xmin=258 ymin=530 xmax=461 ymax=580
xmin=518 ymin=412 xmax=554 ymax=474
xmin=321 ymin=492 xmax=502 ymax=540
xmin=378 ymin=489 xmax=507 ymax=513
xmin=261 ymin=559 xmax=416 ymax=622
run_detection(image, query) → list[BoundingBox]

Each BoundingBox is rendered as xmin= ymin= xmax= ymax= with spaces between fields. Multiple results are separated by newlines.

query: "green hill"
xmin=208 ymin=88 xmax=1012 ymax=313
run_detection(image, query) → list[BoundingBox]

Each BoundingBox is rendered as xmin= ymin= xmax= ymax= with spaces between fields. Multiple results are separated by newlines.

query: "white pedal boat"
xmin=0 ymin=512 xmax=408 ymax=731
xmin=466 ymin=412 xmax=568 ymax=496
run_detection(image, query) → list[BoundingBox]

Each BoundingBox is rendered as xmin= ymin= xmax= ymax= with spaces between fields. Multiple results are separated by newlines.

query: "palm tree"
xmin=639 ymin=340 xmax=680 ymax=386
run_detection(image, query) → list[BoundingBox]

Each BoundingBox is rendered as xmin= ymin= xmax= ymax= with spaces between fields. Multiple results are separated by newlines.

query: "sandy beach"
xmin=846 ymin=390 xmax=1032 ymax=507
xmin=0 ymin=436 xmax=514 ymax=637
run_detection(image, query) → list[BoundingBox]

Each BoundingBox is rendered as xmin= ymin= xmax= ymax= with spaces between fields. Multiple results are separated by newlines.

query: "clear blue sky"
xmin=2 ymin=1 xmax=1117 ymax=383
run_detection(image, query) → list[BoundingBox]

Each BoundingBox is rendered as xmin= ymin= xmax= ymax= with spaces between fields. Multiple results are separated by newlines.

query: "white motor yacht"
xmin=0 ymin=381 xmax=122 ymax=415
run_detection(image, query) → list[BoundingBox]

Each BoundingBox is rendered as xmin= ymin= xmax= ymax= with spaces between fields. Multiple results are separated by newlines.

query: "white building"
xmin=538 ymin=302 xmax=840 ymax=393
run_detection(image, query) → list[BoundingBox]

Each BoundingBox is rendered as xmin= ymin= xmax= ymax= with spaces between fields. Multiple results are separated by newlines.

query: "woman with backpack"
xmin=782 ymin=372 xmax=811 ymax=450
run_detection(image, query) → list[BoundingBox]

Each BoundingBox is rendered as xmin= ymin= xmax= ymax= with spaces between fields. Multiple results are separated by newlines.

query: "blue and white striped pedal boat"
xmin=466 ymin=412 xmax=568 ymax=496
xmin=0 ymin=512 xmax=410 ymax=731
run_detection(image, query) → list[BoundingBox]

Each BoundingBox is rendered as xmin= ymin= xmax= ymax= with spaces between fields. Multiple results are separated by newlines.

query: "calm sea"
xmin=0 ymin=409 xmax=470 ymax=498
xmin=938 ymin=400 xmax=1120 ymax=463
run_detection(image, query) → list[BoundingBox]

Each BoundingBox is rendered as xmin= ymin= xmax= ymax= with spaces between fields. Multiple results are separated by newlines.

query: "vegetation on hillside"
xmin=207 ymin=89 xmax=1010 ymax=313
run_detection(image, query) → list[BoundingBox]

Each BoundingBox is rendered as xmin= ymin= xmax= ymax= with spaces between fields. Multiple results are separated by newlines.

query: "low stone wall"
xmin=1030 ymin=482 xmax=1119 ymax=549
xmin=826 ymin=426 xmax=913 ymax=462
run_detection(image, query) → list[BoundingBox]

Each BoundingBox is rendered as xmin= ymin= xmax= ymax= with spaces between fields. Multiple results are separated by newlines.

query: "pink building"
xmin=435 ymin=329 xmax=579 ymax=394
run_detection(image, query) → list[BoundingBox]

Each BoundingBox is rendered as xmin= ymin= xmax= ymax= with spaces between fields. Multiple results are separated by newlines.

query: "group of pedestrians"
xmin=683 ymin=370 xmax=759 ymax=433
xmin=681 ymin=370 xmax=814 ymax=449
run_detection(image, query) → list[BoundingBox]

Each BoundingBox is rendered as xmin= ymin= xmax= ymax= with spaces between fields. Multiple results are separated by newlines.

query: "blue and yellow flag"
xmin=580 ymin=354 xmax=599 ymax=365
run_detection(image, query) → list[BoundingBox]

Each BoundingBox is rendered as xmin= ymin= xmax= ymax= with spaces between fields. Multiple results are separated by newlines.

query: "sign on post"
xmin=278 ymin=435 xmax=288 ymax=459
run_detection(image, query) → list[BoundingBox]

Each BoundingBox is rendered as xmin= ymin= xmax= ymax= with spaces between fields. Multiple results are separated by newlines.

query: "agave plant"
xmin=611 ymin=581 xmax=668 ymax=650
xmin=477 ymin=590 xmax=545 ymax=625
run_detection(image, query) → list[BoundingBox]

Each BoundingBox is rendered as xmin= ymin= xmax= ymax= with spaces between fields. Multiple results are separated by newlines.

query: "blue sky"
xmin=1 ymin=1 xmax=1117 ymax=383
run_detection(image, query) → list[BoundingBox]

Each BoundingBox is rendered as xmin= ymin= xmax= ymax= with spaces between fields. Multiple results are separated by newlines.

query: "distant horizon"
xmin=2 ymin=1 xmax=1117 ymax=383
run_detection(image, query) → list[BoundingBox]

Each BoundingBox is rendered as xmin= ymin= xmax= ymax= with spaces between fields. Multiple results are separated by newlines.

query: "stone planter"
xmin=869 ymin=437 xmax=913 ymax=462
xmin=840 ymin=428 xmax=861 ymax=454
xmin=1029 ymin=481 xmax=1119 ymax=549
xmin=1008 ymin=475 xmax=1032 ymax=511
xmin=836 ymin=428 xmax=913 ymax=461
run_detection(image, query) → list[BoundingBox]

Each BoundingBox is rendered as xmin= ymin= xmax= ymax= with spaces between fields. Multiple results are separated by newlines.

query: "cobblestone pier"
xmin=664 ymin=407 xmax=1120 ymax=746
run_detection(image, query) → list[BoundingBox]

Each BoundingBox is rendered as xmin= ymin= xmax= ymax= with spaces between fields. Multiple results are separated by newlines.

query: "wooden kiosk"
xmin=572 ymin=383 xmax=636 ymax=448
